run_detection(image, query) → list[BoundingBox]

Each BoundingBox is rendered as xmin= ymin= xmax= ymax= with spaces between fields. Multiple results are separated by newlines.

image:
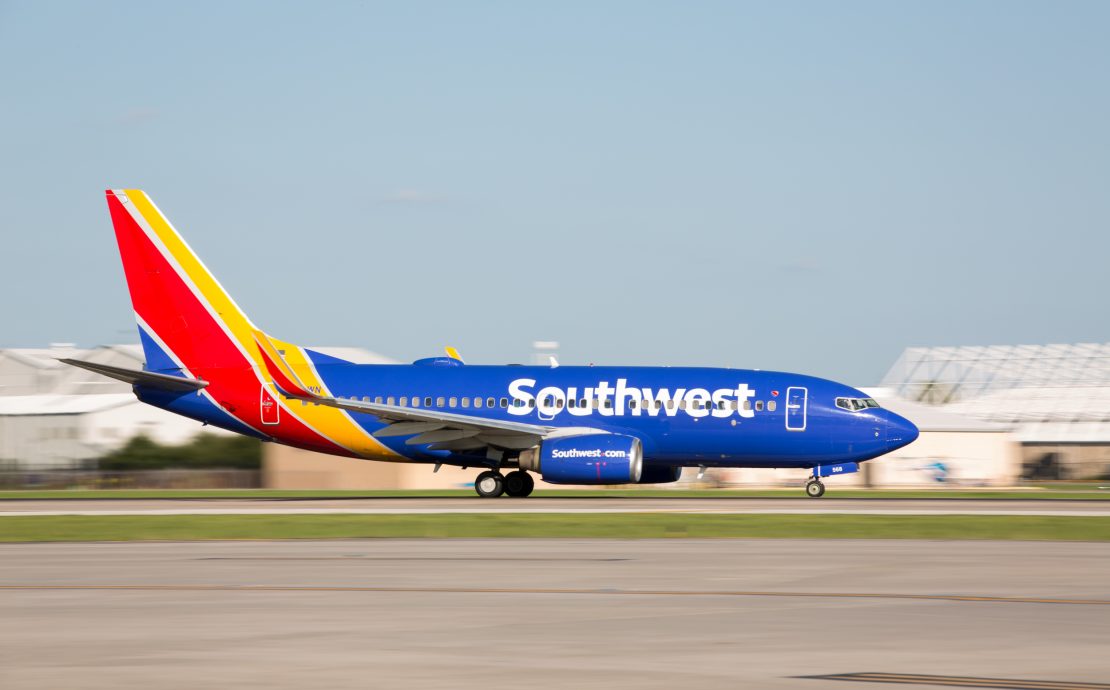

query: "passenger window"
xmin=629 ymin=400 xmax=637 ymax=409
xmin=474 ymin=397 xmax=483 ymax=408
xmin=767 ymin=400 xmax=776 ymax=412
xmin=743 ymin=400 xmax=751 ymax=411
xmin=528 ymin=399 xmax=535 ymax=408
xmin=449 ymin=397 xmax=457 ymax=408
xmin=362 ymin=396 xmax=370 ymax=402
xmin=386 ymin=396 xmax=395 ymax=406
xmin=436 ymin=397 xmax=445 ymax=407
xmin=424 ymin=397 xmax=432 ymax=408
xmin=374 ymin=396 xmax=383 ymax=404
xmin=461 ymin=397 xmax=469 ymax=408
xmin=604 ymin=400 xmax=612 ymax=409
xmin=568 ymin=399 xmax=576 ymax=409
xmin=488 ymin=397 xmax=496 ymax=408
xmin=755 ymin=401 xmax=764 ymax=411
xmin=556 ymin=399 xmax=564 ymax=409
xmin=656 ymin=401 xmax=662 ymax=409
xmin=412 ymin=397 xmax=420 ymax=408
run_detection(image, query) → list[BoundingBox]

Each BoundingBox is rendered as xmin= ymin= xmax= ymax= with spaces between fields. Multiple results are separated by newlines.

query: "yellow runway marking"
xmin=803 ymin=672 xmax=1110 ymax=689
xmin=0 ymin=585 xmax=1107 ymax=606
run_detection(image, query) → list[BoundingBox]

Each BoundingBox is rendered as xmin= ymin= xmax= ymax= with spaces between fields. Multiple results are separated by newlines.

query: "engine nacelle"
xmin=518 ymin=434 xmax=643 ymax=485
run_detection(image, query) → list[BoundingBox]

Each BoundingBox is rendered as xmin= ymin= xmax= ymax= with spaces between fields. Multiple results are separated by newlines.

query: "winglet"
xmin=252 ymin=330 xmax=316 ymax=398
xmin=445 ymin=346 xmax=464 ymax=363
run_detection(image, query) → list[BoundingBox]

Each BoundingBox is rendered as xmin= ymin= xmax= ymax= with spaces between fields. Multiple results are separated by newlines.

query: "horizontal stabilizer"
xmin=60 ymin=359 xmax=208 ymax=392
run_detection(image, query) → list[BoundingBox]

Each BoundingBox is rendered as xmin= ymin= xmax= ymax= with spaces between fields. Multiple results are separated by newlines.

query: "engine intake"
xmin=519 ymin=434 xmax=643 ymax=485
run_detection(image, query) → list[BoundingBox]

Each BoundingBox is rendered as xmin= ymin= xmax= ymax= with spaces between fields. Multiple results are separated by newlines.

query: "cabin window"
xmin=488 ymin=397 xmax=496 ymax=408
xmin=629 ymin=400 xmax=637 ymax=409
xmin=528 ymin=399 xmax=535 ymax=408
xmin=767 ymin=400 xmax=777 ymax=412
xmin=461 ymin=397 xmax=469 ymax=408
xmin=374 ymin=396 xmax=383 ymax=404
xmin=556 ymin=398 xmax=564 ymax=409
xmin=424 ymin=396 xmax=432 ymax=407
xmin=436 ymin=396 xmax=445 ymax=407
xmin=755 ymin=400 xmax=764 ymax=411
xmin=399 ymin=396 xmax=408 ymax=407
xmin=449 ymin=397 xmax=457 ymax=408
xmin=386 ymin=396 xmax=395 ymax=406
xmin=513 ymin=399 xmax=523 ymax=408
xmin=568 ymin=399 xmax=576 ymax=409
xmin=500 ymin=398 xmax=508 ymax=408
xmin=474 ymin=397 xmax=483 ymax=408
xmin=362 ymin=396 xmax=370 ymax=402
xmin=656 ymin=400 xmax=663 ymax=409
xmin=743 ymin=400 xmax=751 ymax=411
xmin=604 ymin=400 xmax=612 ymax=409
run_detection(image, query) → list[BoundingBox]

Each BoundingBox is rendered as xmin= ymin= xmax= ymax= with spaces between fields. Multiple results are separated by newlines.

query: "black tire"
xmin=504 ymin=470 xmax=534 ymax=498
xmin=805 ymin=480 xmax=825 ymax=498
xmin=474 ymin=470 xmax=505 ymax=498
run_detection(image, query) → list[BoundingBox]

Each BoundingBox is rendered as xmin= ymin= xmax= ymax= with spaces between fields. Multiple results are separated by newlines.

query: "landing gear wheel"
xmin=503 ymin=470 xmax=535 ymax=498
xmin=474 ymin=471 xmax=505 ymax=498
xmin=805 ymin=480 xmax=826 ymax=498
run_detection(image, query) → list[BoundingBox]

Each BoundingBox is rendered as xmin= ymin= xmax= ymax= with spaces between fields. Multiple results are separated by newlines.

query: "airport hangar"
xmin=1 ymin=342 xmax=1106 ymax=488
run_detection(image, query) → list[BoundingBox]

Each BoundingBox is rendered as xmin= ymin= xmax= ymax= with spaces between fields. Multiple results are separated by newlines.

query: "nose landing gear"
xmin=804 ymin=462 xmax=861 ymax=497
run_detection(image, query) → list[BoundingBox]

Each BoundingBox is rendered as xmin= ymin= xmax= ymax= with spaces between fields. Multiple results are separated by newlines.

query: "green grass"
xmin=1 ymin=514 xmax=1107 ymax=542
xmin=0 ymin=487 xmax=1107 ymax=500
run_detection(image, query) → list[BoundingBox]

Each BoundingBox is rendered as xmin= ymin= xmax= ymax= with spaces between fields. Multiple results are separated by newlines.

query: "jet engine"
xmin=518 ymin=434 xmax=643 ymax=485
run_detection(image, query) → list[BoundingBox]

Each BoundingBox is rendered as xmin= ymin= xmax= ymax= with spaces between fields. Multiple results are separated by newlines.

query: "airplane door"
xmin=786 ymin=387 xmax=807 ymax=431
xmin=260 ymin=386 xmax=280 ymax=425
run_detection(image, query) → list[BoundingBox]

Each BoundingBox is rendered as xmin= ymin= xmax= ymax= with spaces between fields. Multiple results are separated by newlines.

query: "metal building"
xmin=881 ymin=343 xmax=1110 ymax=479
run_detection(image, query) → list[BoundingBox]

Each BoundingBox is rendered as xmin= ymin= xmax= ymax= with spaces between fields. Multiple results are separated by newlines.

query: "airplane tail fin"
xmin=105 ymin=189 xmax=264 ymax=377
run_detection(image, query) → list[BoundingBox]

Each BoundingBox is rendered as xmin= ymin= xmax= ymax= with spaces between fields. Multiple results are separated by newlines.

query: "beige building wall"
xmin=265 ymin=430 xmax=1023 ymax=490
xmin=719 ymin=430 xmax=1021 ymax=488
xmin=264 ymin=443 xmax=485 ymax=490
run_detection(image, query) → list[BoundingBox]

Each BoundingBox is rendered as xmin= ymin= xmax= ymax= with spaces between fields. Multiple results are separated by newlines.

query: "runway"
xmin=2 ymin=539 xmax=1108 ymax=689
xmin=2 ymin=496 xmax=1109 ymax=516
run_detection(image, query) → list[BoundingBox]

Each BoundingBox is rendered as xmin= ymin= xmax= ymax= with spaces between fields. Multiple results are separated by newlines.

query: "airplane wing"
xmin=252 ymin=330 xmax=558 ymax=451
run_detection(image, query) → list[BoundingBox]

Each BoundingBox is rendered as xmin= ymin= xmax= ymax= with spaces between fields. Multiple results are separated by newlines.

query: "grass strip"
xmin=1 ymin=514 xmax=1108 ymax=542
xmin=1 ymin=488 xmax=1108 ymax=500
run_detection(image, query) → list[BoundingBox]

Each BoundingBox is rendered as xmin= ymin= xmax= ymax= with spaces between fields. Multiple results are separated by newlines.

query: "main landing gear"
xmin=474 ymin=470 xmax=535 ymax=498
xmin=805 ymin=478 xmax=826 ymax=498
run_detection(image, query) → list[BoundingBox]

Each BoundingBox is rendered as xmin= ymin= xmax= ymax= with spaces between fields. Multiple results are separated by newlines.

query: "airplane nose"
xmin=886 ymin=412 xmax=919 ymax=450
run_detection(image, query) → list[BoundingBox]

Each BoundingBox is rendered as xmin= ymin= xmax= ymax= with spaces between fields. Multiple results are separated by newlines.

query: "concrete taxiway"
xmin=1 ymin=539 xmax=1107 ymax=689
xmin=1 ymin=496 xmax=1109 ymax=516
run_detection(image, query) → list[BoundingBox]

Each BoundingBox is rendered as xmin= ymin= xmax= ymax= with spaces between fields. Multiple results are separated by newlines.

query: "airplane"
xmin=65 ymin=189 xmax=919 ymax=498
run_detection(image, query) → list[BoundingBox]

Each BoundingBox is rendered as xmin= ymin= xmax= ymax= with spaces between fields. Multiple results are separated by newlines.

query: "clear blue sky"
xmin=1 ymin=1 xmax=1107 ymax=384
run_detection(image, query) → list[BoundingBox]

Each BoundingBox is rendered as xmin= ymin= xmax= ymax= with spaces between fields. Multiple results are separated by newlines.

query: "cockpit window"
xmin=836 ymin=397 xmax=881 ymax=412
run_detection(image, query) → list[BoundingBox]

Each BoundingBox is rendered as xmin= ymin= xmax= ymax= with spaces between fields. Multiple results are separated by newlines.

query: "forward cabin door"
xmin=785 ymin=386 xmax=807 ymax=431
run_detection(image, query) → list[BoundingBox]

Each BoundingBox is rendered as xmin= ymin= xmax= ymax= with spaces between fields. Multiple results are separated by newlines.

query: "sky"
xmin=0 ymin=1 xmax=1107 ymax=384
